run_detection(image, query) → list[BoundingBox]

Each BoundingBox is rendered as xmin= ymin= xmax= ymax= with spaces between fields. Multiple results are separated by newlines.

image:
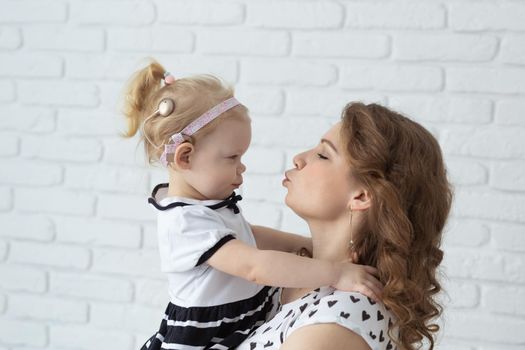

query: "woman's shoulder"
xmin=290 ymin=289 xmax=397 ymax=350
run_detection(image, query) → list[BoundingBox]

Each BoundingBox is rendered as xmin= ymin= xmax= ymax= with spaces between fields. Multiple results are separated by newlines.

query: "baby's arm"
xmin=250 ymin=225 xmax=312 ymax=254
xmin=206 ymin=239 xmax=383 ymax=302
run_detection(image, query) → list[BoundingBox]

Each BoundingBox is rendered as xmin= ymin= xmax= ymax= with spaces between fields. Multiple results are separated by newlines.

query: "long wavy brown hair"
xmin=340 ymin=102 xmax=453 ymax=350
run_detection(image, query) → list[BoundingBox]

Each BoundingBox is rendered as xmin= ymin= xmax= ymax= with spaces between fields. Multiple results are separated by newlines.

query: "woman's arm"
xmin=250 ymin=225 xmax=313 ymax=253
xmin=280 ymin=324 xmax=371 ymax=350
xmin=206 ymin=239 xmax=383 ymax=301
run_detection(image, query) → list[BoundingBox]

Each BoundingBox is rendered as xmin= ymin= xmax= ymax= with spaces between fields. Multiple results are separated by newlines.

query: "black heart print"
xmin=369 ymin=331 xmax=377 ymax=340
xmin=250 ymin=342 xmax=256 ymax=350
xmin=264 ymin=340 xmax=273 ymax=348
xmin=327 ymin=300 xmax=338 ymax=308
xmin=350 ymin=295 xmax=360 ymax=303
xmin=362 ymin=310 xmax=371 ymax=321
xmin=299 ymin=303 xmax=308 ymax=312
xmin=340 ymin=311 xmax=350 ymax=319
xmin=308 ymin=309 xmax=318 ymax=318
xmin=379 ymin=330 xmax=385 ymax=342
xmin=367 ymin=296 xmax=376 ymax=305
xmin=377 ymin=310 xmax=384 ymax=321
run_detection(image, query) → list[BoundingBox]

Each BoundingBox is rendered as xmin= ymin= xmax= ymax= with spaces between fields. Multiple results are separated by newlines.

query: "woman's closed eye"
xmin=227 ymin=155 xmax=239 ymax=160
xmin=317 ymin=153 xmax=329 ymax=160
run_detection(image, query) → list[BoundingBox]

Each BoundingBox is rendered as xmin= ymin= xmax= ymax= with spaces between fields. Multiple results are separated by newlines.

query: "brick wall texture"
xmin=1 ymin=1 xmax=524 ymax=349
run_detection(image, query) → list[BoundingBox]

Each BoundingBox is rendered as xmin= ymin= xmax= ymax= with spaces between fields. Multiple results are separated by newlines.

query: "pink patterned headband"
xmin=159 ymin=97 xmax=241 ymax=167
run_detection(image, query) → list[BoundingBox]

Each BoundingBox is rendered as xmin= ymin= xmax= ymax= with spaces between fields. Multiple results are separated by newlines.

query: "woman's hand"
xmin=332 ymin=262 xmax=383 ymax=303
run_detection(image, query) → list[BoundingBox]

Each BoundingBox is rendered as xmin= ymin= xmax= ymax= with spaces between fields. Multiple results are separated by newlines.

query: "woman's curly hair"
xmin=340 ymin=102 xmax=453 ymax=350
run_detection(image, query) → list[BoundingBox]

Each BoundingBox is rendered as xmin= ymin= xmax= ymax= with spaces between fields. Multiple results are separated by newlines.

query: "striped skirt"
xmin=140 ymin=286 xmax=279 ymax=350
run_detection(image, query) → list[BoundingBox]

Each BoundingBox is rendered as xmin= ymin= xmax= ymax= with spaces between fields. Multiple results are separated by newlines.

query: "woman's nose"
xmin=293 ymin=152 xmax=306 ymax=170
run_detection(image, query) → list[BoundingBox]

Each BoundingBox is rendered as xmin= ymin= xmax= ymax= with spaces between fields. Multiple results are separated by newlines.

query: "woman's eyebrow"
xmin=321 ymin=138 xmax=338 ymax=154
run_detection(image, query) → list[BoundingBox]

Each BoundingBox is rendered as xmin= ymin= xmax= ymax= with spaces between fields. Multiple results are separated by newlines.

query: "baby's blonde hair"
xmin=122 ymin=58 xmax=248 ymax=165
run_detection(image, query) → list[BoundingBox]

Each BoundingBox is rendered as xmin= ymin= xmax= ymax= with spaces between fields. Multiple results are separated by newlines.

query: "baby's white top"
xmin=152 ymin=185 xmax=263 ymax=307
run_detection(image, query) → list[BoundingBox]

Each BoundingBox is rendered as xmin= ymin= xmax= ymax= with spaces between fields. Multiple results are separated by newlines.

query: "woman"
xmin=237 ymin=102 xmax=452 ymax=350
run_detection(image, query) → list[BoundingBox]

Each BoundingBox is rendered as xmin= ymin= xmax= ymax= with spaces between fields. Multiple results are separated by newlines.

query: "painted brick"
xmin=393 ymin=33 xmax=498 ymax=61
xmin=340 ymin=64 xmax=443 ymax=92
xmin=50 ymin=272 xmax=134 ymax=302
xmin=0 ymin=159 xmax=62 ymax=186
xmin=24 ymin=26 xmax=104 ymax=52
xmin=0 ymin=319 xmax=47 ymax=346
xmin=389 ymin=96 xmax=493 ymax=124
xmin=0 ymin=264 xmax=47 ymax=292
xmin=441 ymin=127 xmax=525 ymax=159
xmin=198 ymin=29 xmax=289 ymax=56
xmin=9 ymin=241 xmax=91 ymax=269
xmin=0 ymin=213 xmax=55 ymax=241
xmin=0 ymin=80 xmax=15 ymax=102
xmin=0 ymin=54 xmax=62 ymax=78
xmin=135 ymin=279 xmax=168 ymax=307
xmin=90 ymin=302 xmax=161 ymax=332
xmin=157 ymin=0 xmax=244 ymax=25
xmin=491 ymin=161 xmax=525 ymax=191
xmin=70 ymin=1 xmax=155 ymax=25
xmin=499 ymin=34 xmax=525 ymax=65
xmin=443 ymin=219 xmax=490 ymax=247
xmin=452 ymin=189 xmax=525 ymax=223
xmin=64 ymin=164 xmax=149 ymax=194
xmin=345 ymin=2 xmax=445 ymax=29
xmin=0 ymin=105 xmax=55 ymax=133
xmin=447 ymin=67 xmax=525 ymax=94
xmin=293 ymin=32 xmax=389 ymax=58
xmin=18 ymin=81 xmax=99 ymax=107
xmin=0 ymin=0 xmax=66 ymax=23
xmin=0 ymin=187 xmax=12 ymax=212
xmin=55 ymin=216 xmax=141 ymax=249
xmin=15 ymin=187 xmax=95 ymax=216
xmin=247 ymin=1 xmax=343 ymax=29
xmin=21 ymin=135 xmax=102 ymax=162
xmin=91 ymin=248 xmax=162 ymax=278
xmin=235 ymin=87 xmax=285 ymax=115
xmin=449 ymin=3 xmax=525 ymax=31
xmin=0 ymin=27 xmax=21 ymax=49
xmin=491 ymin=223 xmax=525 ymax=253
xmin=108 ymin=27 xmax=194 ymax=53
xmin=8 ymin=294 xmax=88 ymax=322
xmin=242 ymin=60 xmax=337 ymax=87
xmin=50 ymin=325 xmax=133 ymax=349
xmin=495 ymin=99 xmax=525 ymax=127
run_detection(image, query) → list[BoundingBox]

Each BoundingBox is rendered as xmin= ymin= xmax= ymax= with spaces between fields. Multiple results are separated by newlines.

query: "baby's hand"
xmin=332 ymin=262 xmax=383 ymax=303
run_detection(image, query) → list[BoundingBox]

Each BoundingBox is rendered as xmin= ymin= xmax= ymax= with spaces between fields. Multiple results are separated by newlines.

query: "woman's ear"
xmin=348 ymin=188 xmax=371 ymax=211
xmin=171 ymin=143 xmax=194 ymax=170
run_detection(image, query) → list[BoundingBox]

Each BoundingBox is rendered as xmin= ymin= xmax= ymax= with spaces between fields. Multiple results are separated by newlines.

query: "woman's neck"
xmin=307 ymin=216 xmax=353 ymax=263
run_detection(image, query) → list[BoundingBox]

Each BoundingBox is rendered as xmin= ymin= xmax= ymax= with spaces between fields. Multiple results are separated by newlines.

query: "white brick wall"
xmin=0 ymin=0 xmax=523 ymax=349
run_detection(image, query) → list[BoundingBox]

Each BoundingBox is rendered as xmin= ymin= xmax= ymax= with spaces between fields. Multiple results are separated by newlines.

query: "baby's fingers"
xmin=363 ymin=265 xmax=380 ymax=277
xmin=355 ymin=285 xmax=381 ymax=304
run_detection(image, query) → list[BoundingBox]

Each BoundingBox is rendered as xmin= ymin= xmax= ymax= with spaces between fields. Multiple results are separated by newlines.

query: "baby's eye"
xmin=317 ymin=153 xmax=328 ymax=160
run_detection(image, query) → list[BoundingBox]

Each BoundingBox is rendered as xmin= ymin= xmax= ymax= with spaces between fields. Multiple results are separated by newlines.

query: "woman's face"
xmin=283 ymin=122 xmax=359 ymax=221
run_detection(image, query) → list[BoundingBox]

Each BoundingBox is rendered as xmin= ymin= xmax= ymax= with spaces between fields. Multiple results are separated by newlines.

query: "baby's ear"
xmin=171 ymin=143 xmax=194 ymax=170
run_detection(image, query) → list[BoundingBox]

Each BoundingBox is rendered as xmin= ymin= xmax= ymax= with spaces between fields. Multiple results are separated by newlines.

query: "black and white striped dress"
xmin=141 ymin=184 xmax=279 ymax=350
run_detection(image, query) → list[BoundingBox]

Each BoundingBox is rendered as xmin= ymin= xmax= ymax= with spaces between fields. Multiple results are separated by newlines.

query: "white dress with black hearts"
xmin=236 ymin=287 xmax=398 ymax=350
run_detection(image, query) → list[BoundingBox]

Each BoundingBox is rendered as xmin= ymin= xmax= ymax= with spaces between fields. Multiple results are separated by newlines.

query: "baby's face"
xmin=187 ymin=113 xmax=251 ymax=200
